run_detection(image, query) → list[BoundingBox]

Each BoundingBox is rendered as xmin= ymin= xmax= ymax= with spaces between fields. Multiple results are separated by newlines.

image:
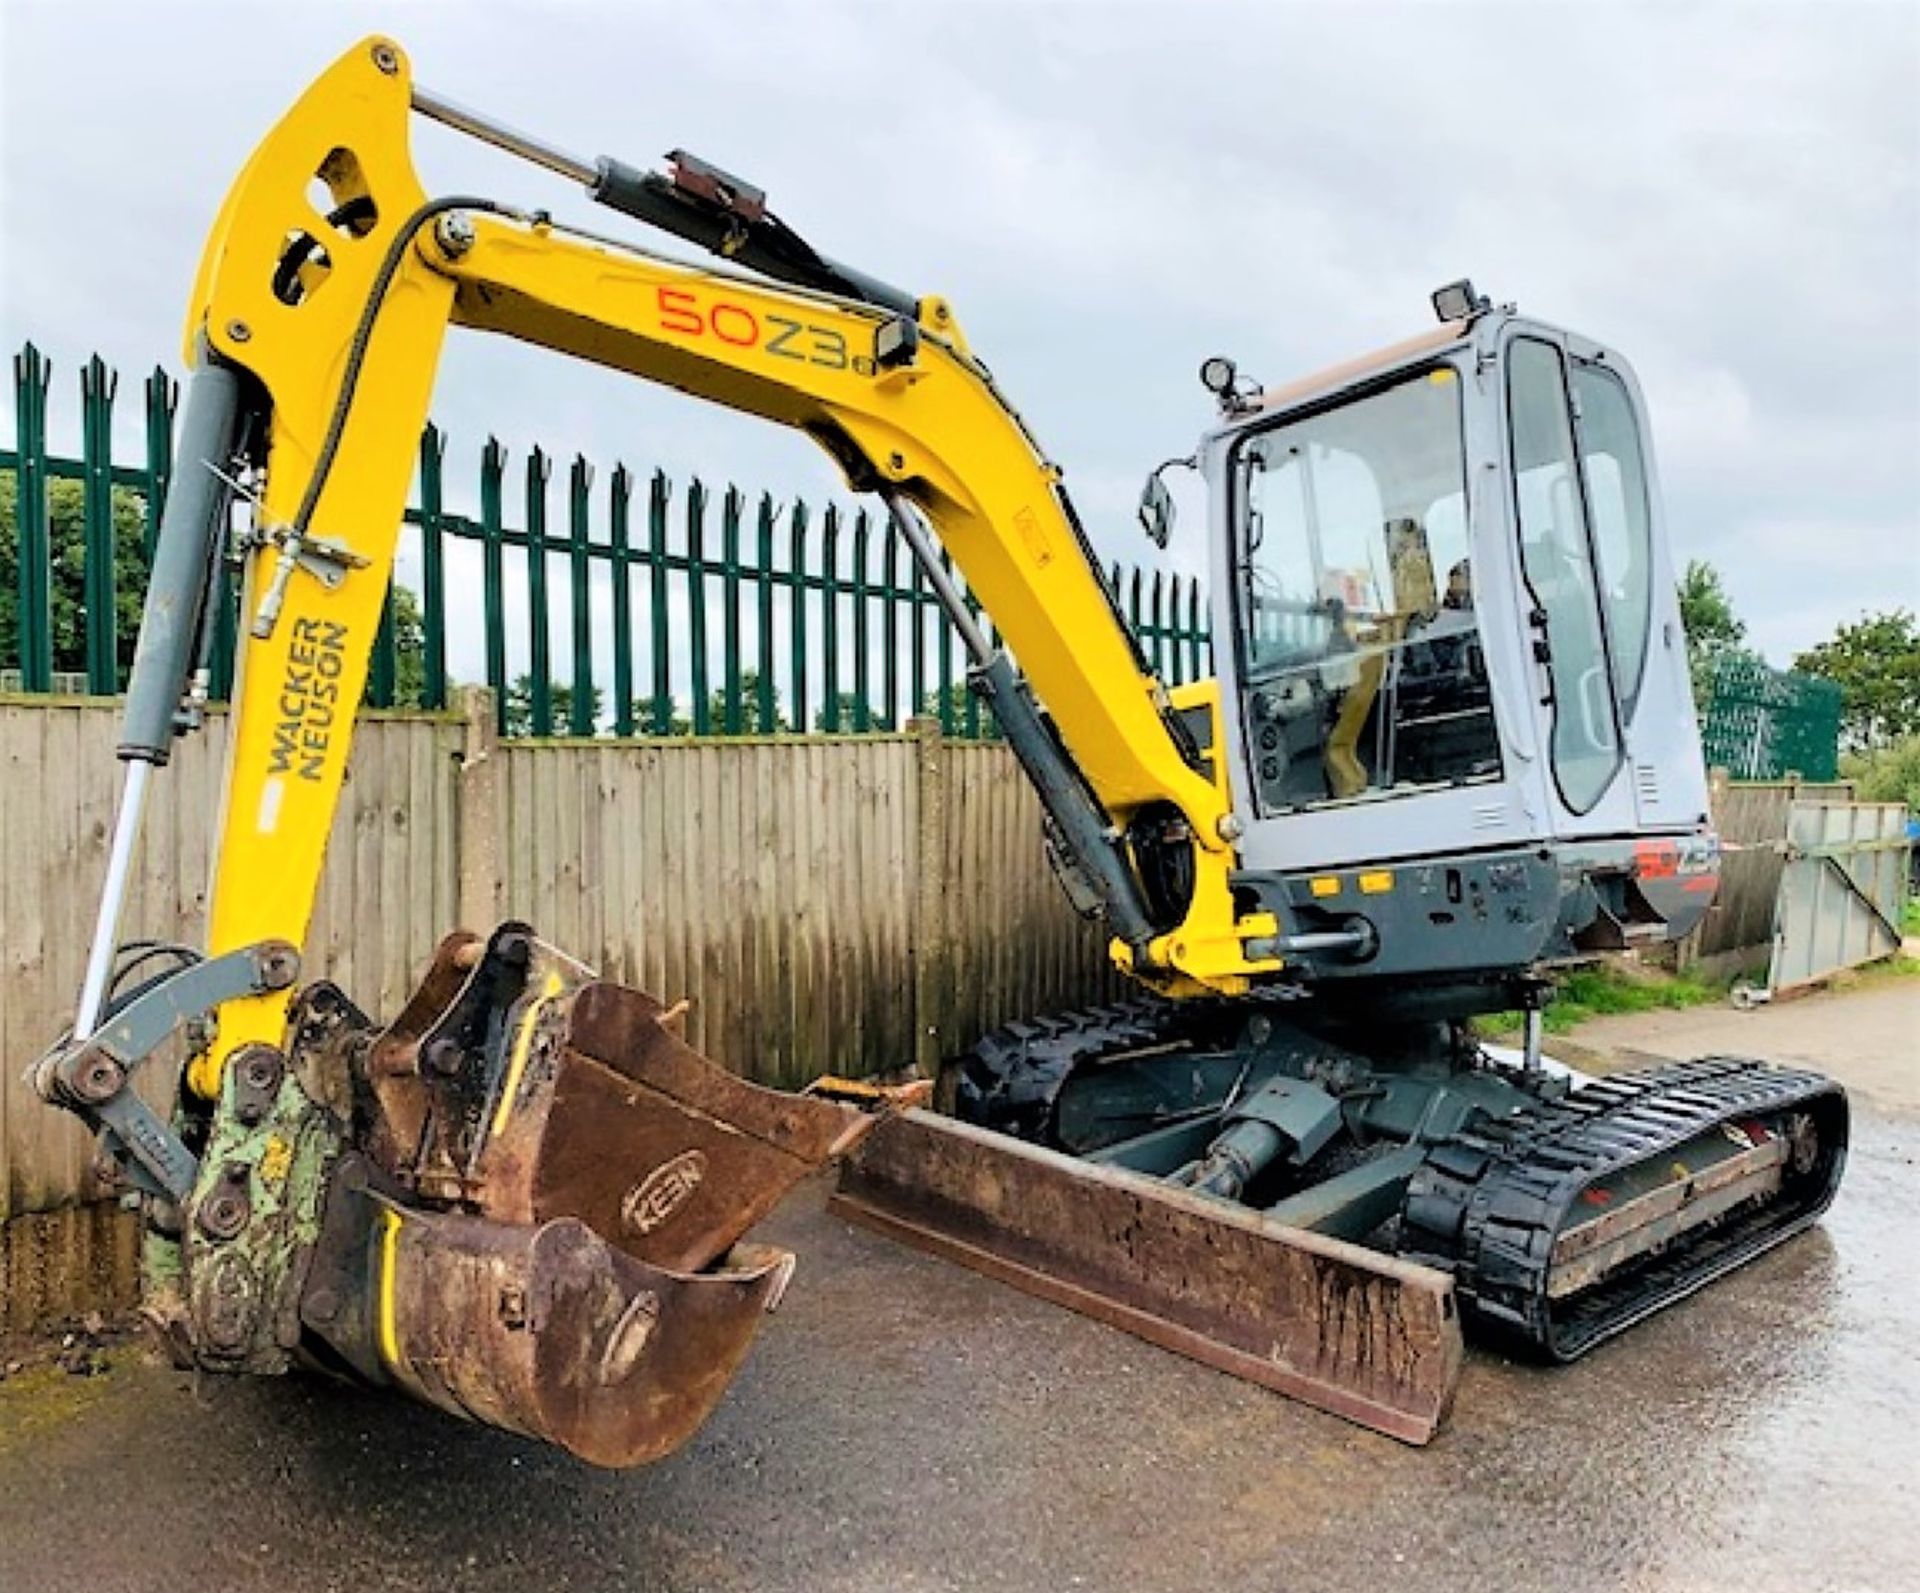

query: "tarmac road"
xmin=1 ymin=978 xmax=1914 ymax=1593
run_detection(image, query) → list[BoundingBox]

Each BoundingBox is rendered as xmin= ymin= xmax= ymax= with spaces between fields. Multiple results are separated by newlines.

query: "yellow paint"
xmin=1428 ymin=368 xmax=1457 ymax=384
xmin=1310 ymin=876 xmax=1342 ymax=899
xmin=258 ymin=1134 xmax=292 ymax=1188
xmin=185 ymin=38 xmax=452 ymax=1098
xmin=179 ymin=36 xmax=1288 ymax=1101
xmin=375 ymin=1207 xmax=404 ymax=1372
xmin=1359 ymin=871 xmax=1395 ymax=895
xmin=489 ymin=970 xmax=566 ymax=1140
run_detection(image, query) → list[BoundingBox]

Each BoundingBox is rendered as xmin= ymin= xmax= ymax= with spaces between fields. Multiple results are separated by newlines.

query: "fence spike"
xmin=687 ymin=477 xmax=710 ymax=734
xmin=648 ymin=469 xmax=673 ymax=734
xmin=790 ymin=499 xmax=810 ymax=733
xmin=908 ymin=534 xmax=928 ymax=726
xmin=1148 ymin=569 xmax=1166 ymax=679
xmin=13 ymin=344 xmax=53 ymax=691
xmin=610 ymin=462 xmax=635 ymax=736
xmin=821 ymin=505 xmax=842 ymax=732
xmin=1182 ymin=575 xmax=1198 ymax=683
xmin=937 ymin=546 xmax=956 ymax=735
xmin=80 ymin=354 xmax=120 ymax=694
xmin=525 ymin=445 xmax=554 ymax=736
xmin=142 ymin=365 xmax=177 ymax=566
xmin=852 ymin=506 xmax=872 ymax=731
xmin=568 ymin=453 xmax=595 ymax=735
xmin=418 ymin=423 xmax=448 ymax=709
xmin=881 ymin=509 xmax=901 ymax=730
xmin=721 ymin=484 xmax=744 ymax=735
xmin=756 ymin=492 xmax=778 ymax=732
xmin=480 ymin=437 xmax=509 ymax=731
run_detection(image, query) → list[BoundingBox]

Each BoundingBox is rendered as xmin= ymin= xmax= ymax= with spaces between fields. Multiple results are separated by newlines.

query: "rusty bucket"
xmin=295 ymin=924 xmax=905 ymax=1466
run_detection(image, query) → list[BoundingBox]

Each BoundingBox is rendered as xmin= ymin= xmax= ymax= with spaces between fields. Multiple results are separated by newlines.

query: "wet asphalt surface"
xmin=1 ymin=980 xmax=1915 ymax=1593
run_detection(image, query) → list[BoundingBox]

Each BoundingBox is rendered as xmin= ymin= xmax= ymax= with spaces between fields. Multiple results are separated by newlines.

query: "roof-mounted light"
xmin=1199 ymin=356 xmax=1259 ymax=417
xmin=1431 ymin=279 xmax=1491 ymax=324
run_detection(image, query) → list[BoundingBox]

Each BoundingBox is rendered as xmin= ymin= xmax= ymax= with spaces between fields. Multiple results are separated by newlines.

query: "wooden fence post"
xmin=909 ymin=715 xmax=949 ymax=1077
xmin=458 ymin=686 xmax=503 ymax=929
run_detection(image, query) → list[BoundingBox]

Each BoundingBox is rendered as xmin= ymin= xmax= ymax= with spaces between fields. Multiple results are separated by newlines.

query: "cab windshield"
xmin=1233 ymin=364 xmax=1501 ymax=811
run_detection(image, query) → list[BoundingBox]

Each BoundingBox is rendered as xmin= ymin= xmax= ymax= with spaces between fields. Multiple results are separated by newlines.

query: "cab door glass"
xmin=1234 ymin=367 xmax=1500 ymax=814
xmin=1507 ymin=337 xmax=1622 ymax=815
xmin=1571 ymin=363 xmax=1655 ymax=720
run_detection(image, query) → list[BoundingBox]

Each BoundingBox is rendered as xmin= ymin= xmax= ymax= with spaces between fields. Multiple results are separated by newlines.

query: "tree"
xmin=624 ymin=670 xmax=788 ymax=737
xmin=0 ymin=475 xmax=150 ymax=680
xmin=813 ymin=691 xmax=894 ymax=733
xmin=627 ymin=697 xmax=691 ymax=736
xmin=916 ymin=680 xmax=999 ymax=739
xmin=1794 ymin=609 xmax=1920 ymax=752
xmin=387 ymin=585 xmax=428 ymax=708
xmin=1842 ymin=735 xmax=1920 ymax=810
xmin=707 ymin=668 xmax=790 ymax=733
xmin=505 ymin=674 xmax=604 ymax=737
xmin=1676 ymin=559 xmax=1756 ymax=699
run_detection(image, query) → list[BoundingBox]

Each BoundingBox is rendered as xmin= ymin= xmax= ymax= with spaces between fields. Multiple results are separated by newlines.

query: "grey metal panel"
xmin=1766 ymin=800 xmax=1910 ymax=993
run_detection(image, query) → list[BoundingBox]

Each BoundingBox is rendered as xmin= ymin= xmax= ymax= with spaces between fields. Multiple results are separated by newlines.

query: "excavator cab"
xmin=1192 ymin=292 xmax=1719 ymax=989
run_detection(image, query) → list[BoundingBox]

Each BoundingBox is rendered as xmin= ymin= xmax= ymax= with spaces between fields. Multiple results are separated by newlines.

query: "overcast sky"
xmin=2 ymin=0 xmax=1915 ymax=668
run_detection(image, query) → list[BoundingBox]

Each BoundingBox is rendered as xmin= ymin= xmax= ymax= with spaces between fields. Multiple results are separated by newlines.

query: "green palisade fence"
xmin=1 ymin=344 xmax=1212 ymax=738
xmin=1697 ymin=653 xmax=1844 ymax=782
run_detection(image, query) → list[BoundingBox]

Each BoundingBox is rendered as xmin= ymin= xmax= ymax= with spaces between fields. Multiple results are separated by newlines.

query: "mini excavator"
xmin=34 ymin=39 xmax=1846 ymax=1459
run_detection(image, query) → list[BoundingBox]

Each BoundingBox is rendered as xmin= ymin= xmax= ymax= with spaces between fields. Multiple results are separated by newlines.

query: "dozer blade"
xmin=271 ymin=923 xmax=911 ymax=1467
xmin=831 ymin=1110 xmax=1463 ymax=1444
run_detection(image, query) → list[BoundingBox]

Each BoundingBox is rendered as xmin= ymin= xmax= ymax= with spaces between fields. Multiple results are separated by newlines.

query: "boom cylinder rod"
xmin=72 ymin=761 xmax=154 ymax=1040
xmin=882 ymin=496 xmax=992 ymax=664
xmin=77 ymin=359 xmax=245 ymax=1038
xmin=410 ymin=82 xmax=919 ymax=316
xmin=410 ymin=84 xmax=597 ymax=186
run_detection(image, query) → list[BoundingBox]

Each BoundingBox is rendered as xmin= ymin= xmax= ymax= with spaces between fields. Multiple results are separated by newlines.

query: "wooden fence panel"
xmin=0 ymin=701 xmax=462 ymax=1225
xmin=483 ymin=735 xmax=927 ymax=1091
xmin=2 ymin=698 xmax=1115 ymax=1242
xmin=930 ymin=740 xmax=1118 ymax=1056
xmin=471 ymin=731 xmax=1114 ymax=1090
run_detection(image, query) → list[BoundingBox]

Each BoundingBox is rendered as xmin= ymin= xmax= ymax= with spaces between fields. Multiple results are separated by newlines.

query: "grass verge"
xmin=1478 ymin=960 xmax=1727 ymax=1039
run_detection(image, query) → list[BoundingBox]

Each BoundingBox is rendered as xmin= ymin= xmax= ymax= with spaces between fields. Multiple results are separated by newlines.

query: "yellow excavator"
xmin=33 ymin=38 xmax=1846 ymax=1460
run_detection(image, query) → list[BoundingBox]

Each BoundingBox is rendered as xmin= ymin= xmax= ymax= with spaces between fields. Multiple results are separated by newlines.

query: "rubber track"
xmin=1400 ymin=1055 xmax=1848 ymax=1361
xmin=953 ymin=999 xmax=1193 ymax=1146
